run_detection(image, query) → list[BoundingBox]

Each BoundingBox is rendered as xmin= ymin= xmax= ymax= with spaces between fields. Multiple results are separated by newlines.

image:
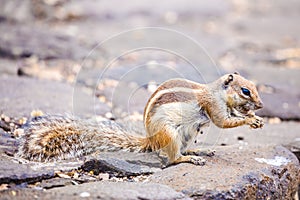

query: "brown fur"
xmin=141 ymin=130 xmax=172 ymax=152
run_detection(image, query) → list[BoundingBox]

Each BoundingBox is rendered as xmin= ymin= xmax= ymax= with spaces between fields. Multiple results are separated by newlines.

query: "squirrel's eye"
xmin=241 ymin=87 xmax=251 ymax=96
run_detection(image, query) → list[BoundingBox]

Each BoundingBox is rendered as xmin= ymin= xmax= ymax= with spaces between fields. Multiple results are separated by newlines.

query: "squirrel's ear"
xmin=224 ymin=74 xmax=234 ymax=87
xmin=233 ymin=71 xmax=240 ymax=75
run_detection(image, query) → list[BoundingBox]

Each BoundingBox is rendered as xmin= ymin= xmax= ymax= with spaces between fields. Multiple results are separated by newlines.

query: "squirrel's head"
xmin=221 ymin=72 xmax=263 ymax=114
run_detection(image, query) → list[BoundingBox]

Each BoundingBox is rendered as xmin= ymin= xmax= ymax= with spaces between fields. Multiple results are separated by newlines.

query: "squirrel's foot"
xmin=170 ymin=155 xmax=206 ymax=166
xmin=188 ymin=156 xmax=206 ymax=165
xmin=246 ymin=115 xmax=264 ymax=129
xmin=184 ymin=149 xmax=215 ymax=157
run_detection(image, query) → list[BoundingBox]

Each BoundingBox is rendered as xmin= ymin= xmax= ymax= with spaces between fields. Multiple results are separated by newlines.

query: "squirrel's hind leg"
xmin=170 ymin=155 xmax=206 ymax=166
xmin=163 ymin=136 xmax=206 ymax=166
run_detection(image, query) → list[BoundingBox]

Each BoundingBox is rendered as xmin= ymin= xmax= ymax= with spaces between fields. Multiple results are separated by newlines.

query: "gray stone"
xmin=39 ymin=177 xmax=75 ymax=189
xmin=0 ymin=182 xmax=188 ymax=200
xmin=0 ymin=130 xmax=18 ymax=156
xmin=257 ymin=84 xmax=300 ymax=120
xmin=0 ymin=76 xmax=110 ymax=118
xmin=198 ymin=121 xmax=300 ymax=148
xmin=90 ymin=151 xmax=163 ymax=168
xmin=284 ymin=140 xmax=300 ymax=162
xmin=149 ymin=145 xmax=299 ymax=199
xmin=48 ymin=181 xmax=188 ymax=200
xmin=81 ymin=157 xmax=159 ymax=177
xmin=0 ymin=59 xmax=19 ymax=76
xmin=0 ymin=157 xmax=54 ymax=184
xmin=0 ymin=23 xmax=88 ymax=60
xmin=29 ymin=160 xmax=84 ymax=173
xmin=0 ymin=0 xmax=33 ymax=22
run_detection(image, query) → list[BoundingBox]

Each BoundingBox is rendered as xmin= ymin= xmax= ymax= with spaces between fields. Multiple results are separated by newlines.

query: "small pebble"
xmin=282 ymin=102 xmax=289 ymax=109
xmin=98 ymin=173 xmax=110 ymax=181
xmin=268 ymin=117 xmax=281 ymax=124
xmin=105 ymin=112 xmax=113 ymax=119
xmin=237 ymin=136 xmax=244 ymax=141
xmin=147 ymin=81 xmax=157 ymax=93
xmin=14 ymin=128 xmax=24 ymax=137
xmin=19 ymin=117 xmax=27 ymax=125
xmin=4 ymin=116 xmax=10 ymax=123
xmin=11 ymin=191 xmax=16 ymax=196
xmin=98 ymin=96 xmax=106 ymax=103
xmin=164 ymin=11 xmax=178 ymax=24
xmin=31 ymin=110 xmax=44 ymax=117
xmin=79 ymin=192 xmax=90 ymax=198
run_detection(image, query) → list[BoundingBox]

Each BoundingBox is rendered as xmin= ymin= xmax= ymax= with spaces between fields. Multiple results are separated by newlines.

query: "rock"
xmin=257 ymin=84 xmax=300 ymax=120
xmin=0 ymin=182 xmax=189 ymax=200
xmin=81 ymin=157 xmax=159 ymax=177
xmin=0 ymin=130 xmax=18 ymax=156
xmin=0 ymin=0 xmax=33 ymax=22
xmin=0 ymin=59 xmax=19 ymax=76
xmin=38 ymin=177 xmax=74 ymax=189
xmin=29 ymin=160 xmax=83 ymax=173
xmin=284 ymin=140 xmax=300 ymax=162
xmin=0 ymin=23 xmax=88 ymax=60
xmin=0 ymin=157 xmax=54 ymax=184
xmin=47 ymin=181 xmax=187 ymax=200
xmin=90 ymin=151 xmax=163 ymax=168
xmin=201 ymin=121 xmax=300 ymax=148
xmin=17 ymin=58 xmax=80 ymax=82
xmin=0 ymin=76 xmax=110 ymax=118
xmin=149 ymin=145 xmax=299 ymax=199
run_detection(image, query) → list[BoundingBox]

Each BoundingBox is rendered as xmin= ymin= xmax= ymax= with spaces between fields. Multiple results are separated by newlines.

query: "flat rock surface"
xmin=0 ymin=76 xmax=110 ymax=118
xmin=257 ymin=85 xmax=300 ymax=119
xmin=0 ymin=182 xmax=187 ymax=200
xmin=88 ymin=151 xmax=163 ymax=168
xmin=81 ymin=157 xmax=158 ymax=176
xmin=149 ymin=145 xmax=299 ymax=199
xmin=48 ymin=181 xmax=187 ymax=200
xmin=0 ymin=157 xmax=54 ymax=184
xmin=197 ymin=121 xmax=300 ymax=149
xmin=0 ymin=24 xmax=89 ymax=60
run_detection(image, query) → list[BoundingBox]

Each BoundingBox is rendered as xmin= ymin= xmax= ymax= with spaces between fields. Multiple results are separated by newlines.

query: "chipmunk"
xmin=16 ymin=72 xmax=264 ymax=165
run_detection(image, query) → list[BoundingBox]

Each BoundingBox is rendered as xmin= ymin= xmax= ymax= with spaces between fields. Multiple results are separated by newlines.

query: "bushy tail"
xmin=16 ymin=115 xmax=146 ymax=162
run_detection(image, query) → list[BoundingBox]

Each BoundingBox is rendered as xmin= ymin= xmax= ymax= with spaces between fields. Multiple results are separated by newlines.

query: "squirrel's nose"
xmin=255 ymin=101 xmax=263 ymax=109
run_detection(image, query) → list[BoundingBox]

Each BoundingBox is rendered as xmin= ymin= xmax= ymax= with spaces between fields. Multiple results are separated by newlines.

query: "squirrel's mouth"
xmin=235 ymin=105 xmax=251 ymax=115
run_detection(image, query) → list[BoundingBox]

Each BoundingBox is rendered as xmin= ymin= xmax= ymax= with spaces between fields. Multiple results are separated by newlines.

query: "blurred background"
xmin=0 ymin=0 xmax=299 ymax=122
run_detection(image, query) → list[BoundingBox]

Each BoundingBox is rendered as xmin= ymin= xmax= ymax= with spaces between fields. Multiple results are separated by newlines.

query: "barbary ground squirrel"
xmin=16 ymin=73 xmax=264 ymax=165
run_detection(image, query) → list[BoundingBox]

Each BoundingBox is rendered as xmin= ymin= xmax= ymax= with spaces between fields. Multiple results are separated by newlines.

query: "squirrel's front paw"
xmin=246 ymin=115 xmax=264 ymax=129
